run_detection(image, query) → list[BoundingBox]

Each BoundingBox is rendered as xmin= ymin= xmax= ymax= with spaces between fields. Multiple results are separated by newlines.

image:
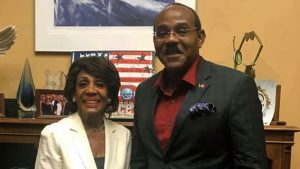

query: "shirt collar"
xmin=154 ymin=56 xmax=201 ymax=91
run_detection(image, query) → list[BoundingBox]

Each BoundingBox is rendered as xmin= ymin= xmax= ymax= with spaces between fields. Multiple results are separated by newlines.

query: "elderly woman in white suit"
xmin=35 ymin=57 xmax=131 ymax=169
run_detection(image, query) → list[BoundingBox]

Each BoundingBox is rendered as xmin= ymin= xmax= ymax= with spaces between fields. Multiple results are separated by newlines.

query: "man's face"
xmin=153 ymin=5 xmax=205 ymax=74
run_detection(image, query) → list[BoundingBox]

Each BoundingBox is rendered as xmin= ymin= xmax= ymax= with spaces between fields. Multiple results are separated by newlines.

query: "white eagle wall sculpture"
xmin=0 ymin=25 xmax=16 ymax=56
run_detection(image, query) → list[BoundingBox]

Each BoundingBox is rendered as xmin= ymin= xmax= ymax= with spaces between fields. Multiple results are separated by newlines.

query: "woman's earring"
xmin=107 ymin=98 xmax=111 ymax=104
xmin=72 ymin=97 xmax=76 ymax=102
xmin=105 ymin=105 xmax=113 ymax=113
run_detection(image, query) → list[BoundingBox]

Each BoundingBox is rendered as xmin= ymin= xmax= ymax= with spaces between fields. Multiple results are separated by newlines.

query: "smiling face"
xmin=153 ymin=5 xmax=205 ymax=75
xmin=74 ymin=71 xmax=109 ymax=118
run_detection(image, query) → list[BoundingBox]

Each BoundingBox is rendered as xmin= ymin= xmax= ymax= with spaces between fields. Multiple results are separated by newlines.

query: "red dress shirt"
xmin=153 ymin=56 xmax=201 ymax=150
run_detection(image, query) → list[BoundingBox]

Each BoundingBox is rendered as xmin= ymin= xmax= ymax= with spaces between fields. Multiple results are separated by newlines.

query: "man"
xmin=131 ymin=3 xmax=268 ymax=169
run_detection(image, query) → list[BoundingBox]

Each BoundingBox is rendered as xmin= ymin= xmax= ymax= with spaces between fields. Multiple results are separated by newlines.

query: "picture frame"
xmin=35 ymin=89 xmax=71 ymax=118
xmin=0 ymin=93 xmax=5 ymax=117
xmin=35 ymin=0 xmax=196 ymax=52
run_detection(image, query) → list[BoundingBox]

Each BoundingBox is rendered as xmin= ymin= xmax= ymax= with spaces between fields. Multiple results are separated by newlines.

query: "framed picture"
xmin=35 ymin=0 xmax=196 ymax=52
xmin=35 ymin=89 xmax=71 ymax=118
xmin=0 ymin=93 xmax=5 ymax=117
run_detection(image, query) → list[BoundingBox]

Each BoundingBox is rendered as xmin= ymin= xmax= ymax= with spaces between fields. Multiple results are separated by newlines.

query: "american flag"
xmin=109 ymin=51 xmax=154 ymax=118
xmin=72 ymin=51 xmax=154 ymax=119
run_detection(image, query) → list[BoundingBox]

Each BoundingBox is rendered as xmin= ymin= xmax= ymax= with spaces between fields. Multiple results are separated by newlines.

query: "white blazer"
xmin=35 ymin=113 xmax=131 ymax=169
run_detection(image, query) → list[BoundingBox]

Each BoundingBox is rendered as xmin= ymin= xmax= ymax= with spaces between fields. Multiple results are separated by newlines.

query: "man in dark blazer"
xmin=130 ymin=3 xmax=268 ymax=169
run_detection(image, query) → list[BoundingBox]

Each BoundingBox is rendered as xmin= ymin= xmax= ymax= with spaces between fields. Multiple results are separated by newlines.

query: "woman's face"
xmin=74 ymin=71 xmax=109 ymax=117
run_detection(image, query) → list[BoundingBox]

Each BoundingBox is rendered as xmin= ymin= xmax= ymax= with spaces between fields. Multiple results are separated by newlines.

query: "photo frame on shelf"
xmin=35 ymin=89 xmax=71 ymax=119
xmin=0 ymin=93 xmax=5 ymax=117
xmin=273 ymin=85 xmax=281 ymax=122
xmin=35 ymin=0 xmax=196 ymax=52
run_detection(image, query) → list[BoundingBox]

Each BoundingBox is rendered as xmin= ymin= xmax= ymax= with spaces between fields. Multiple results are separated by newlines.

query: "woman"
xmin=35 ymin=57 xmax=131 ymax=169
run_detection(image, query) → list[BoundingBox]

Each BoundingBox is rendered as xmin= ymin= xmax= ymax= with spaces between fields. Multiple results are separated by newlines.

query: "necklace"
xmin=84 ymin=124 xmax=105 ymax=132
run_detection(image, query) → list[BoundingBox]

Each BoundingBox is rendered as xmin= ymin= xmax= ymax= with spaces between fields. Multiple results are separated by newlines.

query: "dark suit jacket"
xmin=131 ymin=58 xmax=268 ymax=169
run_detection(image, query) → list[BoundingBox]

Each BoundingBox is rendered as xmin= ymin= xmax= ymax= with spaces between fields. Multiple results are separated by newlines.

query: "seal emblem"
xmin=121 ymin=87 xmax=134 ymax=101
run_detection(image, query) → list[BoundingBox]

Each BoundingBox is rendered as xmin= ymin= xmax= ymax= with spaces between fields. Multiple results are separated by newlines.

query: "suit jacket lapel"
xmin=166 ymin=59 xmax=212 ymax=152
xmin=69 ymin=113 xmax=97 ymax=169
xmin=146 ymin=85 xmax=165 ymax=154
xmin=139 ymin=77 xmax=165 ymax=155
xmin=104 ymin=119 xmax=118 ymax=169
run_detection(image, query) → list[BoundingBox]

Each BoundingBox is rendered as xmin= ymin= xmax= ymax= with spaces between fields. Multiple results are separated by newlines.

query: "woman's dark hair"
xmin=64 ymin=57 xmax=120 ymax=116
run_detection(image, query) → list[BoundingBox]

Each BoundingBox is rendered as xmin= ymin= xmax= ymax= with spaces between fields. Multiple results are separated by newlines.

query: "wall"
xmin=0 ymin=1 xmax=70 ymax=98
xmin=1 ymin=0 xmax=300 ymax=168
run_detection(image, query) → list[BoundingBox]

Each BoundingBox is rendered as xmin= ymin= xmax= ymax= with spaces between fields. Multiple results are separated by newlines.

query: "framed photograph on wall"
xmin=35 ymin=0 xmax=196 ymax=52
xmin=35 ymin=89 xmax=71 ymax=118
xmin=0 ymin=93 xmax=5 ymax=117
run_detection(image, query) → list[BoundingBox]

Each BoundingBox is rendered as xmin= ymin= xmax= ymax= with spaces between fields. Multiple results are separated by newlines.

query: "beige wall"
xmin=0 ymin=1 xmax=70 ymax=97
xmin=1 ymin=0 xmax=299 ymax=168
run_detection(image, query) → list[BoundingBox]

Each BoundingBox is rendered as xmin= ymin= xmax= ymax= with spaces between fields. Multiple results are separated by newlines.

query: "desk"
xmin=0 ymin=118 xmax=132 ymax=147
xmin=0 ymin=118 xmax=299 ymax=169
xmin=0 ymin=118 xmax=57 ymax=148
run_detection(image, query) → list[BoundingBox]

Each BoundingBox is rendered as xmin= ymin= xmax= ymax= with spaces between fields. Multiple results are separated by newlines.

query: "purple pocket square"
xmin=189 ymin=102 xmax=216 ymax=116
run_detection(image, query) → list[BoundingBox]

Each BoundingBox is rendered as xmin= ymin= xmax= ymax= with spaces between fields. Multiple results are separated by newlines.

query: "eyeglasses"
xmin=154 ymin=27 xmax=198 ymax=39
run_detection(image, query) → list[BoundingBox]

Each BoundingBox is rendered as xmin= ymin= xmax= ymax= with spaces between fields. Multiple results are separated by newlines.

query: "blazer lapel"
xmin=139 ymin=77 xmax=165 ymax=155
xmin=146 ymin=85 xmax=165 ymax=154
xmin=166 ymin=59 xmax=212 ymax=152
xmin=69 ymin=113 xmax=97 ymax=169
xmin=103 ymin=119 xmax=117 ymax=169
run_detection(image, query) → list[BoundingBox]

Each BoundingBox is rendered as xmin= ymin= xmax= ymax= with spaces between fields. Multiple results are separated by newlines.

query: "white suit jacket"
xmin=35 ymin=113 xmax=131 ymax=169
